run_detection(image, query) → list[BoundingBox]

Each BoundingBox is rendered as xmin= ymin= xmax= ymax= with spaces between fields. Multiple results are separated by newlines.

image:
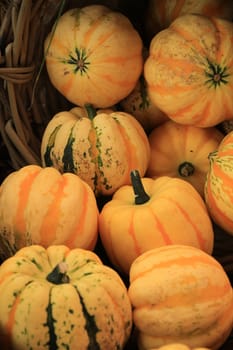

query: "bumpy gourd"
xmin=0 ymin=245 xmax=132 ymax=349
xmin=41 ymin=105 xmax=150 ymax=196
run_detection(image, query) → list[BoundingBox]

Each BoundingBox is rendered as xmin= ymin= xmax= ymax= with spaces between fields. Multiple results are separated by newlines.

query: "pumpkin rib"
xmin=153 ymin=196 xmax=210 ymax=251
xmin=14 ymin=167 xmax=42 ymax=240
xmin=129 ymin=247 xmax=222 ymax=282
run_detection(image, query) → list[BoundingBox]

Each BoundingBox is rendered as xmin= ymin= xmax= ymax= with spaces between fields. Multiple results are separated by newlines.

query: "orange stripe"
xmin=128 ymin=209 xmax=143 ymax=256
xmin=63 ymin=183 xmax=91 ymax=248
xmin=39 ymin=176 xmax=67 ymax=246
xmin=138 ymin=281 xmax=231 ymax=310
xmin=14 ymin=169 xmax=41 ymax=242
xmin=5 ymin=295 xmax=20 ymax=335
xmin=149 ymin=206 xmax=173 ymax=244
xmin=131 ymin=252 xmax=221 ymax=281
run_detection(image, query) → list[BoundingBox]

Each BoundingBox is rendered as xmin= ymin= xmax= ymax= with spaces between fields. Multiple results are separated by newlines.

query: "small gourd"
xmin=99 ymin=170 xmax=214 ymax=275
xmin=0 ymin=244 xmax=132 ymax=349
xmin=128 ymin=245 xmax=233 ymax=350
xmin=205 ymin=130 xmax=233 ymax=235
xmin=144 ymin=14 xmax=233 ymax=127
xmin=44 ymin=5 xmax=143 ymax=108
xmin=0 ymin=165 xmax=99 ymax=260
xmin=41 ymin=105 xmax=150 ymax=196
xmin=147 ymin=120 xmax=224 ymax=197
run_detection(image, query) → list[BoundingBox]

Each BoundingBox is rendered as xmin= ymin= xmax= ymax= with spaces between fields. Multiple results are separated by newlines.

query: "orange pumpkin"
xmin=144 ymin=14 xmax=233 ymax=128
xmin=44 ymin=5 xmax=143 ymax=108
xmin=204 ymin=130 xmax=233 ymax=235
xmin=99 ymin=170 xmax=214 ymax=275
xmin=0 ymin=165 xmax=99 ymax=260
xmin=41 ymin=105 xmax=150 ymax=196
xmin=144 ymin=0 xmax=233 ymax=40
xmin=128 ymin=245 xmax=233 ymax=350
xmin=146 ymin=121 xmax=224 ymax=197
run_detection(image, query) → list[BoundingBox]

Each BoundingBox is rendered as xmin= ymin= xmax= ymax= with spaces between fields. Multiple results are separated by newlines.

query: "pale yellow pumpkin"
xmin=128 ymin=245 xmax=233 ymax=350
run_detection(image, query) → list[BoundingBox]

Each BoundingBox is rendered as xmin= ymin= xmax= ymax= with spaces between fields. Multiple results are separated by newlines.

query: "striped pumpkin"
xmin=144 ymin=14 xmax=233 ymax=127
xmin=99 ymin=170 xmax=214 ymax=275
xmin=128 ymin=245 xmax=233 ymax=350
xmin=144 ymin=0 xmax=233 ymax=40
xmin=204 ymin=130 xmax=233 ymax=235
xmin=41 ymin=106 xmax=150 ymax=196
xmin=0 ymin=244 xmax=132 ymax=350
xmin=44 ymin=4 xmax=143 ymax=108
xmin=147 ymin=121 xmax=224 ymax=197
xmin=0 ymin=165 xmax=99 ymax=260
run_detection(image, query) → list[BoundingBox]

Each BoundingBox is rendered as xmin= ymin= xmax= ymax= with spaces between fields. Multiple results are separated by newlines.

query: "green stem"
xmin=130 ymin=169 xmax=150 ymax=205
xmin=47 ymin=262 xmax=70 ymax=284
xmin=84 ymin=103 xmax=97 ymax=120
xmin=178 ymin=161 xmax=195 ymax=177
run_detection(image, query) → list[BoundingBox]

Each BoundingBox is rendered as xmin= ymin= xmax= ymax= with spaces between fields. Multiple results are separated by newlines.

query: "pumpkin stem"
xmin=178 ymin=161 xmax=195 ymax=177
xmin=85 ymin=103 xmax=97 ymax=120
xmin=47 ymin=262 xmax=70 ymax=284
xmin=130 ymin=169 xmax=150 ymax=205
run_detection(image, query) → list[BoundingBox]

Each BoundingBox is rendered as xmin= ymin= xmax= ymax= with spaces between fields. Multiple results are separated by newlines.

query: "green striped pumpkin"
xmin=0 ymin=244 xmax=132 ymax=350
xmin=40 ymin=105 xmax=151 ymax=196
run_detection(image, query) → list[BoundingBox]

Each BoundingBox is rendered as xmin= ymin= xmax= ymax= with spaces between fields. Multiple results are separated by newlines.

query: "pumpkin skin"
xmin=144 ymin=0 xmax=233 ymax=40
xmin=0 ymin=165 xmax=99 ymax=260
xmin=120 ymin=75 xmax=168 ymax=133
xmin=44 ymin=5 xmax=143 ymax=108
xmin=41 ymin=106 xmax=150 ymax=196
xmin=128 ymin=245 xmax=233 ymax=350
xmin=99 ymin=171 xmax=214 ymax=275
xmin=0 ymin=244 xmax=132 ymax=350
xmin=144 ymin=14 xmax=233 ymax=128
xmin=152 ymin=345 xmax=210 ymax=350
xmin=147 ymin=121 xmax=224 ymax=197
xmin=204 ymin=130 xmax=233 ymax=235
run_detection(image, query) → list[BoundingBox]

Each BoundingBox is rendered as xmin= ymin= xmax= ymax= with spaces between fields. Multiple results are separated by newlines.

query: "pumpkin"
xmin=0 ymin=244 xmax=132 ymax=350
xmin=152 ymin=345 xmax=210 ymax=350
xmin=144 ymin=0 xmax=233 ymax=40
xmin=144 ymin=14 xmax=233 ymax=128
xmin=120 ymin=75 xmax=168 ymax=133
xmin=204 ymin=130 xmax=233 ymax=236
xmin=99 ymin=170 xmax=214 ymax=275
xmin=128 ymin=245 xmax=233 ymax=350
xmin=0 ymin=165 xmax=99 ymax=260
xmin=44 ymin=4 xmax=143 ymax=108
xmin=41 ymin=105 xmax=150 ymax=196
xmin=146 ymin=120 xmax=224 ymax=197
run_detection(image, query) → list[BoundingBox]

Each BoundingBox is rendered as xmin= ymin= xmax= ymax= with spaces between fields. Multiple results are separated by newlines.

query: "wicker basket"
xmin=0 ymin=1 xmax=233 ymax=349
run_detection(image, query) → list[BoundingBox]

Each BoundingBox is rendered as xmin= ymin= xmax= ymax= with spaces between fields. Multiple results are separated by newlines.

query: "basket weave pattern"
xmin=0 ymin=1 xmax=233 ymax=349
